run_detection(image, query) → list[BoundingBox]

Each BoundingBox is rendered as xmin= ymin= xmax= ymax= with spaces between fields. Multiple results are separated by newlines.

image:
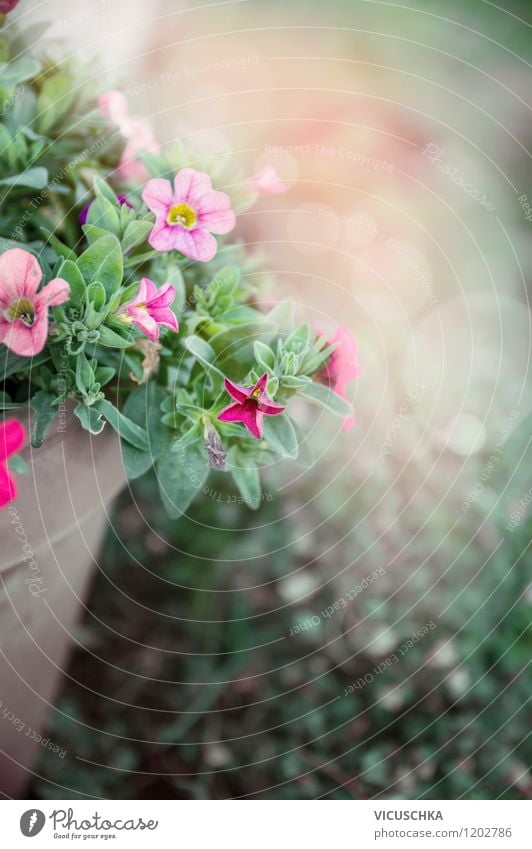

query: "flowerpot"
xmin=0 ymin=405 xmax=125 ymax=798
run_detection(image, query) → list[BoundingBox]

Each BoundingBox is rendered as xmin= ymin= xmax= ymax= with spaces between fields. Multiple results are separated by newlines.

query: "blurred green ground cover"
xmin=30 ymin=462 xmax=531 ymax=800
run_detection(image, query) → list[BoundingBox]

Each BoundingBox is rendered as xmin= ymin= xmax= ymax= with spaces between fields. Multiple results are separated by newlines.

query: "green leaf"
xmin=280 ymin=375 xmax=312 ymax=389
xmin=8 ymin=454 xmax=28 ymax=474
xmin=30 ymin=390 xmax=58 ymax=448
xmin=0 ymin=347 xmax=51 ymax=379
xmin=74 ymin=402 xmax=105 ymax=435
xmin=84 ymin=282 xmax=109 ymax=329
xmin=164 ymin=262 xmax=185 ymax=312
xmin=93 ymin=398 xmax=149 ymax=451
xmin=99 ymin=325 xmax=133 ymax=348
xmin=117 ymin=281 xmax=139 ymax=306
xmin=94 ymin=366 xmax=115 ymax=387
xmin=124 ymin=248 xmax=157 ymax=268
xmin=285 ymin=323 xmax=311 ymax=351
xmin=299 ymin=382 xmax=353 ymax=418
xmin=184 ymin=335 xmax=225 ymax=389
xmin=0 ymin=57 xmax=41 ymax=86
xmin=37 ymin=72 xmax=75 ymax=133
xmin=87 ymin=195 xmax=121 ymax=235
xmin=267 ymin=299 xmax=295 ymax=331
xmin=86 ymin=281 xmax=106 ymax=312
xmin=137 ymin=150 xmax=165 ymax=177
xmin=211 ymin=319 xmax=277 ymax=378
xmin=300 ymin=342 xmax=338 ymax=374
xmin=82 ymin=224 xmax=112 ymax=245
xmin=121 ymin=220 xmax=152 ymax=254
xmin=40 ymin=228 xmax=76 ymax=261
xmin=156 ymin=438 xmax=208 ymax=518
xmin=161 ymin=411 xmax=183 ymax=429
xmin=76 ymin=235 xmax=123 ymax=297
xmin=0 ymin=166 xmax=48 ymax=189
xmin=75 ymin=354 xmax=95 ymax=395
xmin=57 ymin=259 xmax=86 ymax=307
xmin=262 ymin=412 xmax=299 ymax=459
xmin=121 ymin=383 xmax=170 ymax=479
xmin=254 ymin=340 xmax=275 ymax=372
xmin=93 ymin=175 xmax=120 ymax=206
xmin=210 ymin=265 xmax=240 ymax=298
xmin=10 ymin=87 xmax=37 ymax=130
xmin=230 ymin=460 xmax=261 ymax=509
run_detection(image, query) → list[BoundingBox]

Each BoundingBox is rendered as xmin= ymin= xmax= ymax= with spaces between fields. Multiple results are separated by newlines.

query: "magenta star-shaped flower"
xmin=217 ymin=373 xmax=285 ymax=439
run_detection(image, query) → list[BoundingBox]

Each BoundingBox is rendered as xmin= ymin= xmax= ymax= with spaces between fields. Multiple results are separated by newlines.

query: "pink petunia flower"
xmin=142 ymin=168 xmax=236 ymax=262
xmin=99 ymin=90 xmax=160 ymax=183
xmin=319 ymin=325 xmax=360 ymax=431
xmin=117 ymin=277 xmax=178 ymax=342
xmin=246 ymin=165 xmax=286 ymax=195
xmin=0 ymin=249 xmax=70 ymax=357
xmin=217 ymin=373 xmax=285 ymax=439
xmin=0 ymin=418 xmax=26 ymax=508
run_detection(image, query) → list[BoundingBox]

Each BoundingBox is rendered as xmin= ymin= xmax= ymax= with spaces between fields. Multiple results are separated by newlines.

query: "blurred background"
xmin=24 ymin=0 xmax=532 ymax=799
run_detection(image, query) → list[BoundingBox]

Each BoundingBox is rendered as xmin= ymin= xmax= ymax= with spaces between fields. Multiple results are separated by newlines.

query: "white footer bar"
xmin=2 ymin=799 xmax=531 ymax=848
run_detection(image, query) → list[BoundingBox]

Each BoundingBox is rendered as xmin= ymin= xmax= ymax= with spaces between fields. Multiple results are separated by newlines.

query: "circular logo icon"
xmin=20 ymin=809 xmax=46 ymax=837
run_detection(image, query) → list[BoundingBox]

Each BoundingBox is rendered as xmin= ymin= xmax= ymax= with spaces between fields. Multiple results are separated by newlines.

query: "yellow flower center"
xmin=251 ymin=388 xmax=262 ymax=400
xmin=6 ymin=297 xmax=35 ymax=326
xmin=167 ymin=203 xmax=197 ymax=229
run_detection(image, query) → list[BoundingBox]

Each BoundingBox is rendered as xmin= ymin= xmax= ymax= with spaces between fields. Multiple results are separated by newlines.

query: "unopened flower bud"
xmin=203 ymin=418 xmax=226 ymax=470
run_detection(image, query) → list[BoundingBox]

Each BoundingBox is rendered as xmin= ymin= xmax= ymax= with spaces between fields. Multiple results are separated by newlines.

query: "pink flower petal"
xmin=0 ymin=312 xmax=48 ymax=356
xmin=224 ymin=378 xmax=252 ymax=403
xmin=244 ymin=409 xmax=263 ymax=439
xmin=218 ymin=402 xmax=245 ymax=423
xmin=148 ymin=281 xmax=175 ymax=309
xmin=0 ymin=418 xmax=25 ymax=458
xmin=0 ymin=464 xmax=16 ymax=508
xmin=37 ymin=277 xmax=70 ymax=307
xmin=134 ymin=277 xmax=149 ymax=305
xmin=189 ymin=228 xmax=219 ymax=262
xmin=173 ymin=227 xmax=218 ymax=262
xmin=174 ymin=168 xmax=212 ymax=203
xmin=124 ymin=119 xmax=159 ymax=151
xmin=317 ymin=324 xmax=360 ymax=404
xmin=197 ymin=197 xmax=236 ymax=234
xmin=131 ymin=311 xmax=159 ymax=341
xmin=258 ymin=399 xmax=286 ymax=415
xmin=28 ymin=311 xmax=50 ymax=355
xmin=218 ymin=400 xmax=263 ymax=439
xmin=99 ymin=90 xmax=129 ymax=125
xmin=148 ymin=219 xmax=179 ymax=252
xmin=143 ymin=277 xmax=163 ymax=302
xmin=247 ymin=165 xmax=286 ymax=195
xmin=117 ymin=156 xmax=150 ymax=184
xmin=151 ymin=308 xmax=178 ymax=333
xmin=0 ymin=248 xmax=42 ymax=305
xmin=253 ymin=373 xmax=269 ymax=396
xmin=142 ymin=178 xmax=174 ymax=217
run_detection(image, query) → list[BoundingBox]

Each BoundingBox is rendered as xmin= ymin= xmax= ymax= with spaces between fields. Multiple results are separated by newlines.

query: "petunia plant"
xmin=0 ymin=9 xmax=360 ymax=514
